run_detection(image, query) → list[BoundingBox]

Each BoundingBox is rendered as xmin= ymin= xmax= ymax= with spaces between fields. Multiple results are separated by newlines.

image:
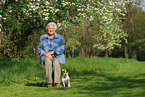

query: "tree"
xmin=123 ymin=0 xmax=145 ymax=59
xmin=87 ymin=0 xmax=128 ymax=56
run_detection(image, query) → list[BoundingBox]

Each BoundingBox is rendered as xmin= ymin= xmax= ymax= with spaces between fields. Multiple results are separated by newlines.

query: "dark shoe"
xmin=47 ymin=84 xmax=53 ymax=88
xmin=55 ymin=83 xmax=61 ymax=88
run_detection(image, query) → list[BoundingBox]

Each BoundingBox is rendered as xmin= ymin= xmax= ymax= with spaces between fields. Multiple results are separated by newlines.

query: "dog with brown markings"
xmin=62 ymin=69 xmax=70 ymax=88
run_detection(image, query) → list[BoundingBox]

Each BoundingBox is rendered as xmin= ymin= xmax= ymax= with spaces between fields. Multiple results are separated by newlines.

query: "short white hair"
xmin=45 ymin=22 xmax=57 ymax=30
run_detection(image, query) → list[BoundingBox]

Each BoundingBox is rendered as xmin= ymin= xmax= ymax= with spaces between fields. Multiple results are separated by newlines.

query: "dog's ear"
xmin=62 ymin=69 xmax=65 ymax=72
xmin=66 ymin=69 xmax=68 ymax=72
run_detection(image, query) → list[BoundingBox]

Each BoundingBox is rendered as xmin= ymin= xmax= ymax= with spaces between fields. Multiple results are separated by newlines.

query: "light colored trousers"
xmin=44 ymin=57 xmax=61 ymax=84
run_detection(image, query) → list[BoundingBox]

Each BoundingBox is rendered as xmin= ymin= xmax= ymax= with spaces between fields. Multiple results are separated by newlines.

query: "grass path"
xmin=1 ymin=74 xmax=145 ymax=97
xmin=1 ymin=57 xmax=145 ymax=97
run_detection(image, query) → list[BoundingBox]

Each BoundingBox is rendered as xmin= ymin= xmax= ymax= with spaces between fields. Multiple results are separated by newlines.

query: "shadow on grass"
xmin=25 ymin=69 xmax=145 ymax=96
xmin=71 ymin=70 xmax=145 ymax=96
xmin=25 ymin=81 xmax=69 ymax=91
xmin=25 ymin=81 xmax=47 ymax=87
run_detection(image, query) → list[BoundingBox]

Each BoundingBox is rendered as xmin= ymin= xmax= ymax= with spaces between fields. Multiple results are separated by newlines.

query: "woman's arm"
xmin=53 ymin=36 xmax=65 ymax=55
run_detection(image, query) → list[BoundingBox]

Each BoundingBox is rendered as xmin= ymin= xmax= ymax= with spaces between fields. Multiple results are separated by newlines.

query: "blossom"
xmin=45 ymin=17 xmax=49 ymax=20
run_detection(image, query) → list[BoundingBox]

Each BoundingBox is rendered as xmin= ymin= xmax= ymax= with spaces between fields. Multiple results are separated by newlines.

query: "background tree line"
xmin=0 ymin=0 xmax=145 ymax=61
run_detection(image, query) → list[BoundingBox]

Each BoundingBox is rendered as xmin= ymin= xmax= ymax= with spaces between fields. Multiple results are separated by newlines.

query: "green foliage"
xmin=123 ymin=0 xmax=145 ymax=59
xmin=0 ymin=58 xmax=44 ymax=85
xmin=0 ymin=53 xmax=6 ymax=61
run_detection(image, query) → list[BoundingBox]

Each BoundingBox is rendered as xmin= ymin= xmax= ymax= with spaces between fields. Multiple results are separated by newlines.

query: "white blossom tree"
xmin=79 ymin=0 xmax=129 ymax=50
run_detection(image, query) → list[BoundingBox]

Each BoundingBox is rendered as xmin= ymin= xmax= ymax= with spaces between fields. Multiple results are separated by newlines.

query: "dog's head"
xmin=62 ymin=69 xmax=68 ymax=76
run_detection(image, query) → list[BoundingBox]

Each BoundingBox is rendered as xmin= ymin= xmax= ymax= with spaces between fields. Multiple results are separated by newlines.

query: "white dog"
xmin=62 ymin=69 xmax=70 ymax=88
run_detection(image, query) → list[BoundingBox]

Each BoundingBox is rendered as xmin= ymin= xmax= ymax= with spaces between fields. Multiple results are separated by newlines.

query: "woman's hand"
xmin=43 ymin=51 xmax=54 ymax=60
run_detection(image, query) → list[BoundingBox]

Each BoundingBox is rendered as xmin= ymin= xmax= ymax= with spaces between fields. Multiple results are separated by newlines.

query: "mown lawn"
xmin=0 ymin=56 xmax=145 ymax=97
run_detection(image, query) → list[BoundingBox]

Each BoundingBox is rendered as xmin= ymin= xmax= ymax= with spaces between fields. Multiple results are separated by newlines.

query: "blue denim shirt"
xmin=38 ymin=33 xmax=65 ymax=64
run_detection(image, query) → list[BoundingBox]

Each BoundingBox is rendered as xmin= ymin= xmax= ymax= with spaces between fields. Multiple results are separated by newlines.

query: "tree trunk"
xmin=105 ymin=50 xmax=108 ymax=57
xmin=72 ymin=47 xmax=75 ymax=58
xmin=131 ymin=48 xmax=137 ymax=59
xmin=108 ymin=50 xmax=112 ymax=57
xmin=79 ymin=47 xmax=85 ymax=57
xmin=124 ymin=44 xmax=129 ymax=59
xmin=67 ymin=50 xmax=71 ymax=58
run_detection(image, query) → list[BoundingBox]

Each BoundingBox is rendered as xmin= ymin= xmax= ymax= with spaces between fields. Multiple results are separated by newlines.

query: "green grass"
xmin=1 ymin=56 xmax=145 ymax=97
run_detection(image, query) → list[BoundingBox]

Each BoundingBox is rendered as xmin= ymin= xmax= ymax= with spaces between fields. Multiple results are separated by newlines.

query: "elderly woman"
xmin=38 ymin=22 xmax=65 ymax=88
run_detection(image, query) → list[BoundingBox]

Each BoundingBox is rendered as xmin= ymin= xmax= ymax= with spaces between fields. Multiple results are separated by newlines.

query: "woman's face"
xmin=48 ymin=25 xmax=55 ymax=36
